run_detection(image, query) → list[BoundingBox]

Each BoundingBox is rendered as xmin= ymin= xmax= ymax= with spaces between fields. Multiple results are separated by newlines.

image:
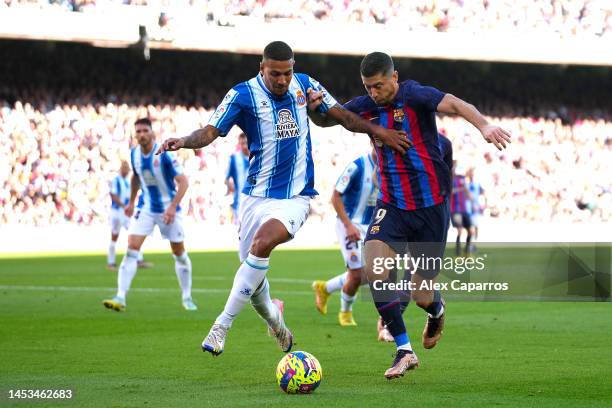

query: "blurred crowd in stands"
xmin=0 ymin=41 xmax=610 ymax=226
xmin=2 ymin=0 xmax=610 ymax=38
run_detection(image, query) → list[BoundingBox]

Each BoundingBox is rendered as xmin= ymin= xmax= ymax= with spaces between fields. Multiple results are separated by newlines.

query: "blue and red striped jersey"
xmin=344 ymin=80 xmax=450 ymax=211
xmin=450 ymin=175 xmax=472 ymax=214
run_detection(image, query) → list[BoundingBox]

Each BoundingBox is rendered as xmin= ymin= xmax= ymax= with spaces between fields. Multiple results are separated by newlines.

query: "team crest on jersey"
xmin=153 ymin=158 xmax=159 ymax=167
xmin=370 ymin=225 xmax=380 ymax=235
xmin=296 ymin=90 xmax=306 ymax=106
xmin=393 ymin=108 xmax=404 ymax=123
xmin=275 ymin=109 xmax=300 ymax=140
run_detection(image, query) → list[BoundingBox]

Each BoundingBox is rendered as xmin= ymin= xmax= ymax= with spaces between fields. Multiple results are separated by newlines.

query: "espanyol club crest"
xmin=153 ymin=157 xmax=160 ymax=167
xmin=296 ymin=90 xmax=306 ymax=106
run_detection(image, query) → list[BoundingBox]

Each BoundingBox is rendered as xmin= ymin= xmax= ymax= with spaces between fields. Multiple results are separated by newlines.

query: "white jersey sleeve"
xmin=306 ymin=75 xmax=338 ymax=114
xmin=207 ymin=88 xmax=242 ymax=136
xmin=335 ymin=162 xmax=358 ymax=194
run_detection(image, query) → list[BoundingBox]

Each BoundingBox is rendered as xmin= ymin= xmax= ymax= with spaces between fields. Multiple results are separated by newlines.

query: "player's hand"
xmin=307 ymin=88 xmax=323 ymax=112
xmin=480 ymin=125 xmax=511 ymax=151
xmin=124 ymin=203 xmax=134 ymax=217
xmin=163 ymin=204 xmax=176 ymax=224
xmin=345 ymin=223 xmax=361 ymax=242
xmin=157 ymin=137 xmax=185 ymax=154
xmin=374 ymin=128 xmax=412 ymax=155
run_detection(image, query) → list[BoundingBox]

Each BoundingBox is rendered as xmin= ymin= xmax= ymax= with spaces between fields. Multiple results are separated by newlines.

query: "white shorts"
xmin=128 ymin=209 xmax=185 ymax=243
xmin=238 ymin=194 xmax=310 ymax=262
xmin=110 ymin=208 xmax=130 ymax=235
xmin=335 ymin=218 xmax=368 ymax=270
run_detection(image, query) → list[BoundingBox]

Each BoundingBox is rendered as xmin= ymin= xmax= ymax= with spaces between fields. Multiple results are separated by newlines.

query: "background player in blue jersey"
xmin=225 ymin=133 xmax=249 ymax=225
xmin=451 ymin=163 xmax=475 ymax=256
xmin=158 ymin=41 xmax=409 ymax=357
xmin=312 ymin=145 xmax=377 ymax=327
xmin=107 ymin=160 xmax=154 ymax=270
xmin=309 ymin=52 xmax=510 ymax=379
xmin=103 ymin=118 xmax=197 ymax=312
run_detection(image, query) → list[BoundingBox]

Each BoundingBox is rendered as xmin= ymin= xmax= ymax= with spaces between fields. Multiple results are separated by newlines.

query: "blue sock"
xmin=394 ymin=333 xmax=408 ymax=347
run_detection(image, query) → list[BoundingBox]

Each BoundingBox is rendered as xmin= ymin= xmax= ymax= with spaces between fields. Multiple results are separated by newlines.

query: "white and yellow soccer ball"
xmin=276 ymin=351 xmax=322 ymax=394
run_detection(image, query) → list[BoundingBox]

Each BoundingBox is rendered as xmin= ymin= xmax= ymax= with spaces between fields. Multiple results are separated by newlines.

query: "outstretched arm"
xmin=437 ymin=94 xmax=511 ymax=150
xmin=157 ymin=125 xmax=221 ymax=153
xmin=326 ymin=105 xmax=412 ymax=154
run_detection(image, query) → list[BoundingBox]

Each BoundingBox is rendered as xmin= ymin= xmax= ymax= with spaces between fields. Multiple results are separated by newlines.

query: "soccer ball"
xmin=276 ymin=351 xmax=322 ymax=394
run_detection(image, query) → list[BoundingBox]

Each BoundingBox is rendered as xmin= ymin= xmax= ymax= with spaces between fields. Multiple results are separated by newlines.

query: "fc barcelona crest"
xmin=393 ymin=108 xmax=404 ymax=123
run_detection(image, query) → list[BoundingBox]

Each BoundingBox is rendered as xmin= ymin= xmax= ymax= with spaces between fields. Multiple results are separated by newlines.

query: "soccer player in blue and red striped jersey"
xmin=309 ymin=52 xmax=510 ymax=379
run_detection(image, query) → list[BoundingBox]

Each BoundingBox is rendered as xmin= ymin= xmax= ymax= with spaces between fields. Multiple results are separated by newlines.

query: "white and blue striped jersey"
xmin=110 ymin=175 xmax=130 ymax=210
xmin=335 ymin=154 xmax=378 ymax=225
xmin=130 ymin=143 xmax=183 ymax=214
xmin=226 ymin=151 xmax=249 ymax=210
xmin=208 ymin=73 xmax=338 ymax=199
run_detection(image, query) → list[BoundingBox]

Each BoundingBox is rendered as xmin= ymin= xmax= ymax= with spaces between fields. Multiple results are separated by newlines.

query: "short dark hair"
xmin=360 ymin=52 xmax=394 ymax=78
xmin=135 ymin=118 xmax=152 ymax=128
xmin=263 ymin=41 xmax=294 ymax=61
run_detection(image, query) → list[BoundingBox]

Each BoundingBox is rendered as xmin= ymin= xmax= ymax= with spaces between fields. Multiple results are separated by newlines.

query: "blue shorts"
xmin=451 ymin=212 xmax=473 ymax=229
xmin=365 ymin=199 xmax=450 ymax=278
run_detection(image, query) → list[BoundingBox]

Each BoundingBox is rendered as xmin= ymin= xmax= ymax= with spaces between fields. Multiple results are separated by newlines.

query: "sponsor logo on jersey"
xmin=142 ymin=170 xmax=156 ymax=185
xmin=275 ymin=109 xmax=300 ymax=140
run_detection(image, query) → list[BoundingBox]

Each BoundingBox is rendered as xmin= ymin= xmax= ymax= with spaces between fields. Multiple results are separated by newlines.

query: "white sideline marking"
xmin=0 ymin=285 xmax=313 ymax=296
xmin=143 ymin=276 xmax=315 ymax=284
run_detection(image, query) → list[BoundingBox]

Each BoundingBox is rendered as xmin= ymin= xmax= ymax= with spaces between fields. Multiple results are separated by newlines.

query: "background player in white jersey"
xmin=312 ymin=146 xmax=377 ymax=326
xmin=103 ymin=118 xmax=197 ymax=312
xmin=225 ymin=133 xmax=249 ymax=225
xmin=107 ymin=160 xmax=153 ymax=270
xmin=466 ymin=167 xmax=484 ymax=253
xmin=158 ymin=41 xmax=410 ymax=357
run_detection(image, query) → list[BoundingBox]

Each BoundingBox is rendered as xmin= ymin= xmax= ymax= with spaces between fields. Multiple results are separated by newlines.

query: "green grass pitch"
xmin=0 ymin=249 xmax=610 ymax=407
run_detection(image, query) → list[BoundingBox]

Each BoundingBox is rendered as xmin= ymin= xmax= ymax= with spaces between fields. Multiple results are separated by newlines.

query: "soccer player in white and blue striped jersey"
xmin=103 ymin=118 xmax=196 ymax=312
xmin=312 ymin=146 xmax=378 ymax=327
xmin=225 ymin=133 xmax=249 ymax=225
xmin=158 ymin=41 xmax=409 ymax=356
xmin=106 ymin=161 xmax=152 ymax=270
xmin=107 ymin=161 xmax=131 ymax=269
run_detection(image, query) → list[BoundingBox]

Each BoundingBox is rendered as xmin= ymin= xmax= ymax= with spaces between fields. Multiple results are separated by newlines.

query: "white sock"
xmin=117 ymin=249 xmax=139 ymax=299
xmin=173 ymin=252 xmax=192 ymax=300
xmin=429 ymin=304 xmax=445 ymax=319
xmin=138 ymin=250 xmax=144 ymax=262
xmin=397 ymin=342 xmax=413 ymax=352
xmin=340 ymin=290 xmax=356 ymax=312
xmin=107 ymin=241 xmax=117 ymax=265
xmin=250 ymin=278 xmax=280 ymax=330
xmin=215 ymin=253 xmax=269 ymax=327
xmin=325 ymin=271 xmax=348 ymax=294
